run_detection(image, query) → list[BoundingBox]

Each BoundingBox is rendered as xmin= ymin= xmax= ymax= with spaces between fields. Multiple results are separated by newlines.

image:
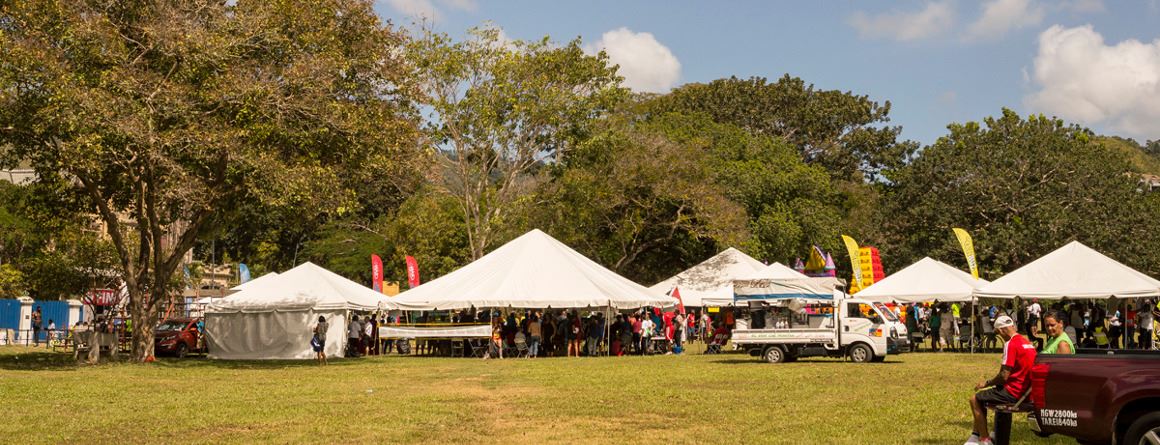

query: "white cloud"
xmin=847 ymin=1 xmax=955 ymax=42
xmin=382 ymin=0 xmax=475 ymax=22
xmin=964 ymin=0 xmax=1045 ymax=41
xmin=586 ymin=28 xmax=681 ymax=93
xmin=1025 ymin=25 xmax=1160 ymax=139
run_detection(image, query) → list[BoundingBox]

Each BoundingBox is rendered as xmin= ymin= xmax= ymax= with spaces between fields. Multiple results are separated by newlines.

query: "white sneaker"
xmin=963 ymin=433 xmax=981 ymax=445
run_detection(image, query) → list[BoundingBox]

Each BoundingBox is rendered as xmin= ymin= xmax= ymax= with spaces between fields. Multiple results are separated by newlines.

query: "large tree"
xmin=0 ymin=0 xmax=416 ymax=361
xmin=407 ymin=27 xmax=625 ymax=259
xmin=647 ymin=75 xmax=918 ymax=181
xmin=880 ymin=109 xmax=1160 ymax=277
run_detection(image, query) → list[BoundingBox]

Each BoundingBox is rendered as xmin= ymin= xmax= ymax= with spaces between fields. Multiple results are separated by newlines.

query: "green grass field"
xmin=0 ymin=346 xmax=1072 ymax=444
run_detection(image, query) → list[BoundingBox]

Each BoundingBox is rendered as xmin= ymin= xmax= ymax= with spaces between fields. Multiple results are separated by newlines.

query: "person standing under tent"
xmin=640 ymin=314 xmax=655 ymax=354
xmin=1108 ymin=304 xmax=1123 ymax=349
xmin=526 ymin=313 xmax=541 ymax=358
xmin=965 ymin=315 xmax=1036 ymax=445
xmin=951 ymin=302 xmax=962 ymax=339
xmin=700 ymin=311 xmax=711 ymax=342
xmin=1124 ymin=304 xmax=1136 ymax=349
xmin=1042 ymin=310 xmax=1074 ymax=355
xmin=930 ymin=304 xmax=943 ymax=351
xmin=1138 ymin=301 xmax=1154 ymax=350
xmin=618 ymin=315 xmax=632 ymax=357
xmin=363 ymin=316 xmax=375 ymax=355
xmin=673 ymin=312 xmax=685 ymax=354
xmin=568 ymin=311 xmax=582 ymax=357
xmin=1026 ymin=298 xmax=1043 ymax=349
xmin=630 ymin=313 xmax=643 ymax=355
xmin=347 ymin=315 xmax=362 ymax=358
xmin=939 ymin=304 xmax=956 ymax=351
xmin=313 ymin=316 xmax=329 ymax=365
xmin=1068 ymin=302 xmax=1085 ymax=345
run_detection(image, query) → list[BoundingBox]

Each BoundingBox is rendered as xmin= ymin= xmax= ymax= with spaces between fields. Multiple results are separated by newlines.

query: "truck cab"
xmin=732 ymin=296 xmax=899 ymax=363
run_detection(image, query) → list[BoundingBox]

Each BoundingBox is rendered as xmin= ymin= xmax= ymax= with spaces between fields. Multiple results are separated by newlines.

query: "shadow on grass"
xmin=0 ymin=349 xmax=82 ymax=371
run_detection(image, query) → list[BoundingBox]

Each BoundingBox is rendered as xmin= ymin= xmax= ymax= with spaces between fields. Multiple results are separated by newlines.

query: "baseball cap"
xmin=994 ymin=315 xmax=1015 ymax=329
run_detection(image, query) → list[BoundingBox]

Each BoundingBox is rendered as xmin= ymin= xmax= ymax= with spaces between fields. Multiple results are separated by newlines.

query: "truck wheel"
xmin=763 ymin=346 xmax=785 ymax=364
xmin=1124 ymin=412 xmax=1160 ymax=445
xmin=175 ymin=343 xmax=188 ymax=359
xmin=848 ymin=343 xmax=872 ymax=363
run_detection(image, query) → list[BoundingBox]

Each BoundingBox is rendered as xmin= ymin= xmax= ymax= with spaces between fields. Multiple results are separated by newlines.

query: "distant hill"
xmin=1095 ymin=136 xmax=1160 ymax=176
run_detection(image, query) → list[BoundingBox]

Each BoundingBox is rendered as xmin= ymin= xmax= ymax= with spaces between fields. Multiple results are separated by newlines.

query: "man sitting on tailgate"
xmin=965 ymin=315 xmax=1037 ymax=445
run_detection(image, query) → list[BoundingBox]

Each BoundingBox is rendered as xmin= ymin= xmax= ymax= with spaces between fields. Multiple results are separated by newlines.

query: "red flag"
xmin=672 ymin=287 xmax=686 ymax=314
xmin=371 ymin=255 xmax=383 ymax=292
xmin=405 ymin=255 xmax=420 ymax=288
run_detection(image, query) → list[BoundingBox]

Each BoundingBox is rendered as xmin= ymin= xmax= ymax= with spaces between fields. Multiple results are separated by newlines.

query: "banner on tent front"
xmin=673 ymin=287 xmax=685 ymax=314
xmin=841 ymin=235 xmax=863 ymax=290
xmin=405 ymin=255 xmax=420 ymax=288
xmin=952 ymin=228 xmax=979 ymax=280
xmin=371 ymin=255 xmax=383 ymax=292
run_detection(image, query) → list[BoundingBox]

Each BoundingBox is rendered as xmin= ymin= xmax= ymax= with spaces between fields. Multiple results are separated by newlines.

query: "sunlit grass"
xmin=0 ymin=345 xmax=1070 ymax=444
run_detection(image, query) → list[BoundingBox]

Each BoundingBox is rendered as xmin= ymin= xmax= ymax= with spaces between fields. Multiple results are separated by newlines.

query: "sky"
xmin=374 ymin=0 xmax=1160 ymax=146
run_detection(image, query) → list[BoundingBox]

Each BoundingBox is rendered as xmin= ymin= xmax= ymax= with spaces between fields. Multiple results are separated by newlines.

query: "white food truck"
xmin=730 ymin=277 xmax=908 ymax=363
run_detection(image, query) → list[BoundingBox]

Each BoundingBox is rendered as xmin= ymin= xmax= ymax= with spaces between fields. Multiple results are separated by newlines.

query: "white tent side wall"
xmin=206 ymin=309 xmax=347 ymax=360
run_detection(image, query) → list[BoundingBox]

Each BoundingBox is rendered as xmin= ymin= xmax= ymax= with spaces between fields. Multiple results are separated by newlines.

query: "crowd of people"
xmin=477 ymin=308 xmax=727 ymax=359
xmin=897 ymin=297 xmax=1158 ymax=352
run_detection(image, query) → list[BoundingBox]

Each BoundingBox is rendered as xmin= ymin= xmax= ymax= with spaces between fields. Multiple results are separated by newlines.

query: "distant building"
xmin=1139 ymin=174 xmax=1160 ymax=193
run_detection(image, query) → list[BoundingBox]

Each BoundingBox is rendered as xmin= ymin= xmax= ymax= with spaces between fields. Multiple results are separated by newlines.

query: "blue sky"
xmin=375 ymin=0 xmax=1160 ymax=145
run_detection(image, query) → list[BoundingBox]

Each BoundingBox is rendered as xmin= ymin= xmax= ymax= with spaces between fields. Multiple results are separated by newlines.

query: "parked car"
xmin=154 ymin=318 xmax=205 ymax=358
xmin=1029 ymin=349 xmax=1160 ymax=444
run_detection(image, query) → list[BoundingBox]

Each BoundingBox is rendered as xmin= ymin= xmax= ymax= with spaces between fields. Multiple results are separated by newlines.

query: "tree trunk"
xmin=128 ymin=285 xmax=160 ymax=361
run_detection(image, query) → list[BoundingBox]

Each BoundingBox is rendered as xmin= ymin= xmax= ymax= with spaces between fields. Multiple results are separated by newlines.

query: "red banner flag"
xmin=405 ymin=255 xmax=420 ymax=288
xmin=672 ymin=287 xmax=686 ymax=315
xmin=371 ymin=254 xmax=383 ymax=292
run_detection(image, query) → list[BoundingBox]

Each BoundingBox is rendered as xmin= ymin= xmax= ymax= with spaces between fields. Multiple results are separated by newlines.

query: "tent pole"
xmin=970 ymin=297 xmax=976 ymax=354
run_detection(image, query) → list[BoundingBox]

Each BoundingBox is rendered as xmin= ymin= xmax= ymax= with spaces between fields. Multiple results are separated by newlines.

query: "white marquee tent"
xmin=975 ymin=241 xmax=1160 ymax=300
xmin=854 ymin=257 xmax=988 ymax=303
xmin=193 ymin=272 xmax=280 ymax=306
xmin=648 ymin=248 xmax=766 ymax=307
xmin=390 ymin=229 xmax=676 ymax=310
xmin=205 ymin=262 xmax=393 ymax=360
xmin=741 ymin=262 xmax=810 ymax=280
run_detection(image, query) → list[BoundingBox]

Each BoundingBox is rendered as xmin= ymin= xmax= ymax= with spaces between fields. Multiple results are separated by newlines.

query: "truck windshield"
xmin=156 ymin=321 xmax=186 ymax=332
xmin=873 ymin=303 xmax=899 ymax=322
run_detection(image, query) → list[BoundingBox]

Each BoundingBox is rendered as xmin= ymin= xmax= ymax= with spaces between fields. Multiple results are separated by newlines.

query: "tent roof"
xmin=390 ymin=229 xmax=675 ymax=310
xmin=975 ymin=241 xmax=1160 ymax=299
xmin=739 ymin=262 xmax=810 ymax=280
xmin=231 ymin=272 xmax=279 ymax=291
xmin=854 ymin=257 xmax=987 ymax=303
xmin=207 ymin=262 xmax=391 ymax=313
xmin=648 ymin=247 xmax=766 ymax=307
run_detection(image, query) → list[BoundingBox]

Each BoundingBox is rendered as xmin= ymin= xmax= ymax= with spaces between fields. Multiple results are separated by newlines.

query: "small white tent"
xmin=975 ymin=241 xmax=1160 ymax=300
xmin=740 ymin=262 xmax=810 ymax=280
xmin=390 ymin=229 xmax=675 ymax=310
xmin=855 ymin=257 xmax=988 ymax=303
xmin=205 ymin=263 xmax=392 ymax=360
xmin=648 ymin=248 xmax=766 ymax=307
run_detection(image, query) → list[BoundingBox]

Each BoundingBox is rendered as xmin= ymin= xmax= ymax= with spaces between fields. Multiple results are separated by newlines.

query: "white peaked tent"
xmin=205 ymin=262 xmax=393 ymax=360
xmin=741 ymin=262 xmax=810 ymax=280
xmin=648 ymin=248 xmax=766 ymax=307
xmin=390 ymin=229 xmax=676 ymax=310
xmin=975 ymin=241 xmax=1160 ymax=300
xmin=854 ymin=257 xmax=988 ymax=303
xmin=233 ymin=272 xmax=279 ymax=291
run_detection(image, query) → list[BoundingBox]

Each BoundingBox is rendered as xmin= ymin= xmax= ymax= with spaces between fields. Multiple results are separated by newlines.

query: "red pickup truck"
xmin=1030 ymin=350 xmax=1160 ymax=445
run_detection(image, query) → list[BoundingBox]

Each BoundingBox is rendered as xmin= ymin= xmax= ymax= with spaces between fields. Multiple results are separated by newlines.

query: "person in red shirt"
xmin=965 ymin=315 xmax=1037 ymax=445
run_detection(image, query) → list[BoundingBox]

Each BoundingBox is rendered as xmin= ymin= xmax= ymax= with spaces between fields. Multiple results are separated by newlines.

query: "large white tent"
xmin=390 ymin=229 xmax=675 ymax=310
xmin=975 ymin=241 xmax=1160 ymax=300
xmin=740 ymin=262 xmax=810 ymax=280
xmin=854 ymin=257 xmax=988 ymax=303
xmin=648 ymin=248 xmax=766 ymax=307
xmin=205 ymin=262 xmax=393 ymax=360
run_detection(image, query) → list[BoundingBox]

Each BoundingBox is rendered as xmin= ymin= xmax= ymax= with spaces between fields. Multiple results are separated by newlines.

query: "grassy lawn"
xmin=0 ymin=345 xmax=1071 ymax=445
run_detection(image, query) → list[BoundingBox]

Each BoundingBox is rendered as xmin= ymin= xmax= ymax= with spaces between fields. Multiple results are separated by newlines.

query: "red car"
xmin=1029 ymin=350 xmax=1160 ymax=444
xmin=154 ymin=318 xmax=205 ymax=358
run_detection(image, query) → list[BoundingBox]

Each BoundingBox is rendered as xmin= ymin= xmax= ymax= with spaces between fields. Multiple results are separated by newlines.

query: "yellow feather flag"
xmin=952 ymin=228 xmax=979 ymax=280
xmin=840 ymin=235 xmax=863 ymax=290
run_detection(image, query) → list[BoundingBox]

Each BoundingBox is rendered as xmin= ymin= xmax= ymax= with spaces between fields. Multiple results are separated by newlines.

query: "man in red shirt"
xmin=965 ymin=315 xmax=1036 ymax=445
